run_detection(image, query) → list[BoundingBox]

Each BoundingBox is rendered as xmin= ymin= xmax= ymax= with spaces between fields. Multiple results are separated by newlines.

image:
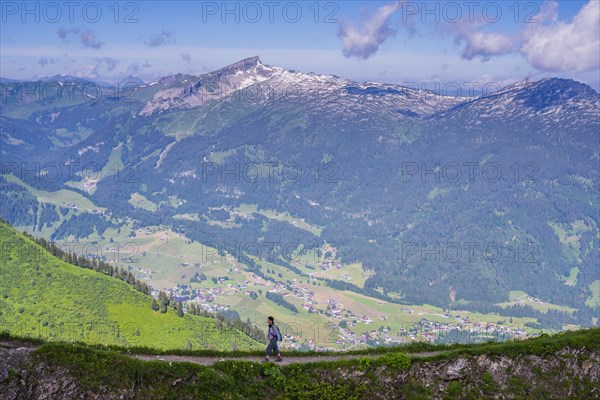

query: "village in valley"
xmin=117 ymin=227 xmax=532 ymax=350
xmin=158 ymin=276 xmax=529 ymax=350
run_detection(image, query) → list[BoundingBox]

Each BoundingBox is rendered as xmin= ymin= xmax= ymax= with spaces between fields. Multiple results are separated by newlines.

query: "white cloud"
xmin=337 ymin=0 xmax=599 ymax=73
xmin=460 ymin=31 xmax=515 ymax=61
xmin=77 ymin=57 xmax=120 ymax=79
xmin=520 ymin=0 xmax=599 ymax=72
xmin=337 ymin=1 xmax=403 ymax=59
xmin=37 ymin=57 xmax=55 ymax=67
xmin=440 ymin=0 xmax=599 ymax=72
xmin=126 ymin=60 xmax=151 ymax=75
xmin=57 ymin=27 xmax=104 ymax=49
xmin=180 ymin=53 xmax=192 ymax=63
xmin=145 ymin=29 xmax=175 ymax=47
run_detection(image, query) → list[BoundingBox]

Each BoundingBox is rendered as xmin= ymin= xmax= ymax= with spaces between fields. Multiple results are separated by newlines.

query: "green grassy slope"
xmin=1 ymin=328 xmax=598 ymax=399
xmin=0 ymin=222 xmax=262 ymax=351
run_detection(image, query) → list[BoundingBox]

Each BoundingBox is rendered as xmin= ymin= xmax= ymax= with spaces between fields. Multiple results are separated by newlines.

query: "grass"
xmin=5 ymin=173 xmax=113 ymax=241
xmin=3 ymin=175 xmax=589 ymax=348
xmin=27 ymin=340 xmax=371 ymax=399
xmin=586 ymin=280 xmax=600 ymax=307
xmin=427 ymin=187 xmax=450 ymax=200
xmin=0 ymin=222 xmax=262 ymax=351
xmin=548 ymin=219 xmax=592 ymax=263
xmin=31 ymin=342 xmax=241 ymax=398
xmin=5 ymin=174 xmax=104 ymax=213
xmin=4 ymin=328 xmax=598 ymax=399
xmin=255 ymin=208 xmax=322 ymax=237
xmin=230 ymin=203 xmax=323 ymax=236
xmin=497 ymin=291 xmax=577 ymax=314
xmin=308 ymin=262 xmax=373 ymax=288
xmin=206 ymin=148 xmax=238 ymax=163
xmin=3 ymin=327 xmax=599 ymax=359
xmin=10 ymin=215 xmax=559 ymax=349
xmin=61 ymin=225 xmax=232 ymax=290
xmin=151 ymin=107 xmax=214 ymax=137
xmin=217 ymin=291 xmax=333 ymax=348
xmin=129 ymin=193 xmax=158 ymax=211
xmin=563 ymin=267 xmax=580 ymax=286
xmin=173 ymin=213 xmax=200 ymax=221
xmin=4 ymin=329 xmax=600 ymax=398
xmin=411 ymin=327 xmax=600 ymax=362
xmin=194 ymin=257 xmax=529 ymax=350
xmin=64 ymin=143 xmax=124 ymax=195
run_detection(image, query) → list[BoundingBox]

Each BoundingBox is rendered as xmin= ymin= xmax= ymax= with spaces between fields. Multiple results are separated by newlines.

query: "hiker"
xmin=263 ymin=316 xmax=283 ymax=362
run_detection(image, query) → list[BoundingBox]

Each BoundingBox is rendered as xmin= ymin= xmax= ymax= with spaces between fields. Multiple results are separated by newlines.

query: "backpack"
xmin=273 ymin=324 xmax=282 ymax=341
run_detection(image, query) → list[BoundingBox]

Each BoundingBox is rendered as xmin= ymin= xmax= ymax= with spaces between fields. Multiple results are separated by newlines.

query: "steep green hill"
xmin=0 ymin=221 xmax=262 ymax=351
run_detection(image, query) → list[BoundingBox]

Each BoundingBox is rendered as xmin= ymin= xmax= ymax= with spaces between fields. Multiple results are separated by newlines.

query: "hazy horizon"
xmin=1 ymin=1 xmax=598 ymax=90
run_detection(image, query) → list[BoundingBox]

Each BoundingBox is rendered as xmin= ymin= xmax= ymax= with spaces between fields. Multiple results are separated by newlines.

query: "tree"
xmin=151 ymin=298 xmax=159 ymax=312
xmin=158 ymin=291 xmax=169 ymax=313
xmin=169 ymin=292 xmax=176 ymax=309
xmin=176 ymin=301 xmax=184 ymax=317
xmin=265 ymin=291 xmax=298 ymax=313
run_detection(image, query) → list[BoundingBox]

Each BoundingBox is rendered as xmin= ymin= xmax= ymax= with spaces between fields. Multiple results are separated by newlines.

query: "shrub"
xmin=260 ymin=362 xmax=280 ymax=378
xmin=358 ymin=357 xmax=372 ymax=371
xmin=446 ymin=381 xmax=462 ymax=396
xmin=213 ymin=360 xmax=257 ymax=381
xmin=380 ymin=352 xmax=411 ymax=370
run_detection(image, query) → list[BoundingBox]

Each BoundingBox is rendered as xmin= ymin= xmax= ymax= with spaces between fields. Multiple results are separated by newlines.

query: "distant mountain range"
xmin=1 ymin=74 xmax=145 ymax=87
xmin=1 ymin=57 xmax=598 ymax=325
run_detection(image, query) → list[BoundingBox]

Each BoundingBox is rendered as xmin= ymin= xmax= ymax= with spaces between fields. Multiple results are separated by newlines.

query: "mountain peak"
xmin=219 ymin=56 xmax=263 ymax=74
xmin=203 ymin=56 xmax=272 ymax=82
xmin=514 ymin=77 xmax=599 ymax=110
xmin=534 ymin=77 xmax=598 ymax=95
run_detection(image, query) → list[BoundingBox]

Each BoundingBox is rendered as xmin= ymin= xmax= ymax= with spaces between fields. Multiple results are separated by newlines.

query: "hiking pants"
xmin=266 ymin=338 xmax=279 ymax=356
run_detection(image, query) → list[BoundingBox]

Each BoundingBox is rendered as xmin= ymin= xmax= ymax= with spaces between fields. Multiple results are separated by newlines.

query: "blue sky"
xmin=1 ymin=1 xmax=598 ymax=90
